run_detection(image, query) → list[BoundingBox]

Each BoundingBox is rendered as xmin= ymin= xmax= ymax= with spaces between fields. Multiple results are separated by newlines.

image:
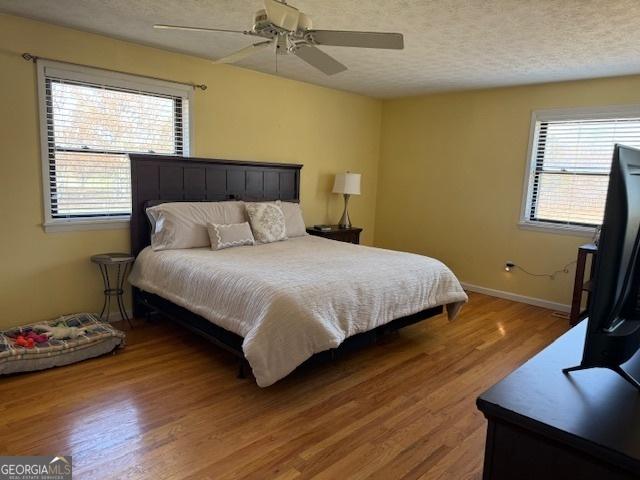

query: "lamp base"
xmin=338 ymin=194 xmax=351 ymax=229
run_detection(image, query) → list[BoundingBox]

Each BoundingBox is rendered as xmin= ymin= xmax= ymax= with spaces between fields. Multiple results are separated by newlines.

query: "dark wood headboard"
xmin=129 ymin=154 xmax=303 ymax=256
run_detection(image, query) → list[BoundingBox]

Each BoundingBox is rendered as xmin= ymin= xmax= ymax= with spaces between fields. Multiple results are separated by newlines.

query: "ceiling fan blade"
xmin=154 ymin=24 xmax=247 ymax=34
xmin=213 ymin=41 xmax=273 ymax=64
xmin=294 ymin=45 xmax=347 ymax=76
xmin=305 ymin=30 xmax=404 ymax=49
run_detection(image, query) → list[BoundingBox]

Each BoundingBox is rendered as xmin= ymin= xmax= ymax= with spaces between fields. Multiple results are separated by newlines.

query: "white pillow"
xmin=207 ymin=222 xmax=255 ymax=250
xmin=276 ymin=201 xmax=307 ymax=238
xmin=146 ymin=201 xmax=245 ymax=250
xmin=245 ymin=202 xmax=288 ymax=244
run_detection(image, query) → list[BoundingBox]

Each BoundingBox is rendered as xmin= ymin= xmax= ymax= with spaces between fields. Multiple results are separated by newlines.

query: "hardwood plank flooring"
xmin=0 ymin=293 xmax=569 ymax=479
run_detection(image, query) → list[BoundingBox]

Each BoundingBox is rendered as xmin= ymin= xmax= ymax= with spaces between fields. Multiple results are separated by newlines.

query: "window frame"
xmin=519 ymin=104 xmax=640 ymax=237
xmin=37 ymin=60 xmax=194 ymax=233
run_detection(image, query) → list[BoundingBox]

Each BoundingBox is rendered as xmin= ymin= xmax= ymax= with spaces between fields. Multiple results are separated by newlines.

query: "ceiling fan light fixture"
xmin=297 ymin=12 xmax=312 ymax=31
xmin=264 ymin=0 xmax=300 ymax=32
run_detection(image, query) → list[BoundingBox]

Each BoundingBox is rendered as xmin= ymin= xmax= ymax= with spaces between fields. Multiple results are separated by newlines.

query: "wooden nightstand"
xmin=306 ymin=226 xmax=362 ymax=244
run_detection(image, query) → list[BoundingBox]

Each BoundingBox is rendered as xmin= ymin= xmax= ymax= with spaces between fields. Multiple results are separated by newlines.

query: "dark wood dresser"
xmin=477 ymin=321 xmax=640 ymax=479
xmin=306 ymin=226 xmax=362 ymax=244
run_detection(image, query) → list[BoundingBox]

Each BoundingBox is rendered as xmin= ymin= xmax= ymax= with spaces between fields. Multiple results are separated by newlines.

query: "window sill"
xmin=518 ymin=221 xmax=596 ymax=238
xmin=43 ymin=217 xmax=130 ymax=233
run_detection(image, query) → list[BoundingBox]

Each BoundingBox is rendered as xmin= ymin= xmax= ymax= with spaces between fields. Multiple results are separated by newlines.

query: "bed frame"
xmin=129 ymin=154 xmax=443 ymax=380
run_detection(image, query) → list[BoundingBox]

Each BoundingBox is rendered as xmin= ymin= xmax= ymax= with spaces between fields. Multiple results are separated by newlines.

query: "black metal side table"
xmin=91 ymin=253 xmax=135 ymax=328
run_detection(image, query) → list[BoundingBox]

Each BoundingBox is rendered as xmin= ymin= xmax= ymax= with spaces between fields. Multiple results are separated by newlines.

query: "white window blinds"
xmin=39 ymin=61 xmax=191 ymax=223
xmin=527 ymin=116 xmax=640 ymax=228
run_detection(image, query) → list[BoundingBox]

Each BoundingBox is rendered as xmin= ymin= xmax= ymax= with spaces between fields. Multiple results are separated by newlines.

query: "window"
xmin=38 ymin=61 xmax=192 ymax=232
xmin=521 ymin=106 xmax=640 ymax=235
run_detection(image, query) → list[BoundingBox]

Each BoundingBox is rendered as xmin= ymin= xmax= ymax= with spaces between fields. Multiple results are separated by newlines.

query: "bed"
xmin=128 ymin=154 xmax=467 ymax=387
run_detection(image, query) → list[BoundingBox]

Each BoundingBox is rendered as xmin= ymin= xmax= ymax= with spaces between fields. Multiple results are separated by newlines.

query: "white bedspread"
xmin=129 ymin=236 xmax=467 ymax=387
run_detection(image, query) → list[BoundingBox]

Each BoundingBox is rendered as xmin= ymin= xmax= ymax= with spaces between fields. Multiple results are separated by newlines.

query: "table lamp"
xmin=332 ymin=172 xmax=361 ymax=228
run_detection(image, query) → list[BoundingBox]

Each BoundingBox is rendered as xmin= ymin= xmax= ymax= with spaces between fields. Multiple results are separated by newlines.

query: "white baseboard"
xmin=460 ymin=282 xmax=570 ymax=313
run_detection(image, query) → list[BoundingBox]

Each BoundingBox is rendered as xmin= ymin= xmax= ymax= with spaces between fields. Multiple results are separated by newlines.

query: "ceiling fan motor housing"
xmin=276 ymin=34 xmax=289 ymax=55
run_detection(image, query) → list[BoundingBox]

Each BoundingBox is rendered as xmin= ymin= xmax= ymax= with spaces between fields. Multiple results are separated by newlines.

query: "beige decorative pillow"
xmin=207 ymin=222 xmax=255 ymax=251
xmin=245 ymin=202 xmax=288 ymax=244
xmin=146 ymin=201 xmax=246 ymax=251
xmin=276 ymin=201 xmax=307 ymax=238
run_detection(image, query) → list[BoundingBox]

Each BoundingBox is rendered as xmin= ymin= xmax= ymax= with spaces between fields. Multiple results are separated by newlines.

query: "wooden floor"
xmin=0 ymin=293 xmax=569 ymax=479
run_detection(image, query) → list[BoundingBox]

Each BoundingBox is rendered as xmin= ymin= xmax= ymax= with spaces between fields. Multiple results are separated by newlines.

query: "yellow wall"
xmin=4 ymin=12 xmax=640 ymax=328
xmin=376 ymin=75 xmax=640 ymax=306
xmin=0 ymin=14 xmax=382 ymax=327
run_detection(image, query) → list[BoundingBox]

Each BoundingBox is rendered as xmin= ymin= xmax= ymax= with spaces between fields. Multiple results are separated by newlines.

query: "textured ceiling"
xmin=2 ymin=0 xmax=640 ymax=98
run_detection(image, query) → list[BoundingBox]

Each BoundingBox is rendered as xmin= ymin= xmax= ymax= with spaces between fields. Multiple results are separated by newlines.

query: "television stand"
xmin=563 ymin=364 xmax=640 ymax=392
xmin=477 ymin=320 xmax=640 ymax=479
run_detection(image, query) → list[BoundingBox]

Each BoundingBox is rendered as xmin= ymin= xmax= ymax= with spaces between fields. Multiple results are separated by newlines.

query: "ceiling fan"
xmin=154 ymin=0 xmax=404 ymax=76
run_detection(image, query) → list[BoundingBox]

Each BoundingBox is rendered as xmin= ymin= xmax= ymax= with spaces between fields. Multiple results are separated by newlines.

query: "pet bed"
xmin=0 ymin=313 xmax=125 ymax=375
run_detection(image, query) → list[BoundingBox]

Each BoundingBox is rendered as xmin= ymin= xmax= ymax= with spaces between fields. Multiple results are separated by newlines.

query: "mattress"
xmin=129 ymin=236 xmax=467 ymax=386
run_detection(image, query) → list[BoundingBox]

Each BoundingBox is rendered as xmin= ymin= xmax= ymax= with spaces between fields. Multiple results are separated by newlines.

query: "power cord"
xmin=504 ymin=260 xmax=576 ymax=280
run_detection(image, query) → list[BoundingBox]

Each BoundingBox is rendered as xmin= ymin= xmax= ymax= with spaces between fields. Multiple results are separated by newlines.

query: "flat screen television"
xmin=564 ymin=144 xmax=640 ymax=390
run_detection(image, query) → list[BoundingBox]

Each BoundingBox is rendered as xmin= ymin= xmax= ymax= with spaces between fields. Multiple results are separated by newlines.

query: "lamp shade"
xmin=332 ymin=172 xmax=361 ymax=195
